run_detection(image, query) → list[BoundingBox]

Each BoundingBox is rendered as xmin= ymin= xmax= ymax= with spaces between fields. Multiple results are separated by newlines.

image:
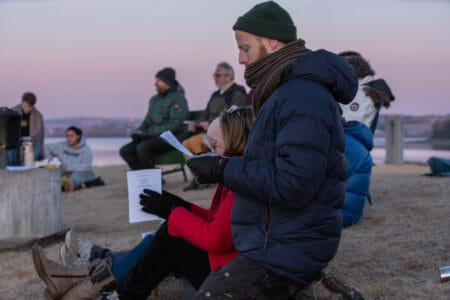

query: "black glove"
xmin=161 ymin=190 xmax=192 ymax=211
xmin=186 ymin=153 xmax=229 ymax=184
xmin=139 ymin=189 xmax=190 ymax=219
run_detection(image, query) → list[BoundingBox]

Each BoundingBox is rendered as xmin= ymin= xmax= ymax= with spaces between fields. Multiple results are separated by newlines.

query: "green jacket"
xmin=138 ymin=91 xmax=189 ymax=140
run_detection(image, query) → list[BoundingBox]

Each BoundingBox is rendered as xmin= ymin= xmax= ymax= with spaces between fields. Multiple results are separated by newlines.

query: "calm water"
xmin=46 ymin=137 xmax=450 ymax=167
xmin=46 ymin=137 xmax=129 ymax=167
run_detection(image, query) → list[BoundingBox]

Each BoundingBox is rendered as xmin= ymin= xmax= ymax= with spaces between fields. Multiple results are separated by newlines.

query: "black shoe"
xmin=183 ymin=180 xmax=199 ymax=192
xmin=84 ymin=177 xmax=105 ymax=188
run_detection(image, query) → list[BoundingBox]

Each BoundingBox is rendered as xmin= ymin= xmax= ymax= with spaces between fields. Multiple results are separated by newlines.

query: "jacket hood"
xmin=286 ymin=49 xmax=358 ymax=105
xmin=363 ymin=78 xmax=395 ymax=108
xmin=72 ymin=135 xmax=87 ymax=149
xmin=343 ymin=121 xmax=373 ymax=151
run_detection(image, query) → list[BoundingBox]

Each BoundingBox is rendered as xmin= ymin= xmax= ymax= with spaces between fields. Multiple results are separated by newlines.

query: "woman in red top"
xmin=32 ymin=107 xmax=255 ymax=300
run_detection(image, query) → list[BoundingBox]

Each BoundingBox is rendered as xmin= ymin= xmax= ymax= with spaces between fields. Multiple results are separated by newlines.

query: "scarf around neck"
xmin=244 ymin=39 xmax=311 ymax=114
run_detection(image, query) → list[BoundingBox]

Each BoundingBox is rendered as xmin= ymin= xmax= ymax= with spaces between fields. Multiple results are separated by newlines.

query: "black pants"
xmin=119 ymin=137 xmax=172 ymax=170
xmin=116 ymin=223 xmax=211 ymax=300
xmin=192 ymin=255 xmax=294 ymax=300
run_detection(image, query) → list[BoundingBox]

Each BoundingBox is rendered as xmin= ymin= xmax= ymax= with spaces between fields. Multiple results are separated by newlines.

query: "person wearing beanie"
xmin=119 ymin=67 xmax=189 ymax=170
xmin=338 ymin=51 xmax=395 ymax=132
xmin=181 ymin=62 xmax=247 ymax=191
xmin=155 ymin=67 xmax=178 ymax=91
xmin=186 ymin=1 xmax=358 ymax=298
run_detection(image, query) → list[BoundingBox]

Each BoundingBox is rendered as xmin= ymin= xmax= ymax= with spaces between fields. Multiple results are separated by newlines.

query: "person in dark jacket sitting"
xmin=119 ymin=67 xmax=189 ymax=170
xmin=186 ymin=1 xmax=358 ymax=298
xmin=342 ymin=121 xmax=374 ymax=227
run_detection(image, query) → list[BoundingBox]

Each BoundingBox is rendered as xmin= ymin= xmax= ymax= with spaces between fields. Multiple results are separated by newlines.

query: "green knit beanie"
xmin=232 ymin=1 xmax=297 ymax=43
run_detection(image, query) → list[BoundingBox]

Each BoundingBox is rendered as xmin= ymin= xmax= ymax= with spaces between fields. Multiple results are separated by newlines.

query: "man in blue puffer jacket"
xmin=187 ymin=1 xmax=358 ymax=298
xmin=343 ymin=121 xmax=374 ymax=227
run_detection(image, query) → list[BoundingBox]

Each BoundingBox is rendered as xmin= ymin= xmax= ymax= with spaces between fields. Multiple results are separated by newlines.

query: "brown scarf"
xmin=244 ymin=39 xmax=311 ymax=114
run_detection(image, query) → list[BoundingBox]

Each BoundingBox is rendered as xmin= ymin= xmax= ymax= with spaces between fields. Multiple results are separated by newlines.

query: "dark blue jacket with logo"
xmin=342 ymin=121 xmax=373 ymax=227
xmin=223 ymin=50 xmax=358 ymax=286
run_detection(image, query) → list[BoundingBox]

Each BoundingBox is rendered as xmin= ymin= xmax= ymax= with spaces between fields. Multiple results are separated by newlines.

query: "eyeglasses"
xmin=213 ymin=73 xmax=228 ymax=79
xmin=223 ymin=105 xmax=253 ymax=117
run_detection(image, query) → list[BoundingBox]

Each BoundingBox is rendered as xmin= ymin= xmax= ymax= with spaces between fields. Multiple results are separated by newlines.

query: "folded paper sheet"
xmin=127 ymin=169 xmax=163 ymax=223
xmin=159 ymin=130 xmax=193 ymax=157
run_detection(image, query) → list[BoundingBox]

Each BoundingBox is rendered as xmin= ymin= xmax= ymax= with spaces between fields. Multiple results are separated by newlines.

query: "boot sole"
xmin=60 ymin=244 xmax=75 ymax=266
xmin=65 ymin=229 xmax=77 ymax=256
xmin=32 ymin=245 xmax=62 ymax=300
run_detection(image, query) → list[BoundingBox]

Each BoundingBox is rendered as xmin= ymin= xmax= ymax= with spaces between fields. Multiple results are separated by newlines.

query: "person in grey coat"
xmin=45 ymin=126 xmax=103 ymax=191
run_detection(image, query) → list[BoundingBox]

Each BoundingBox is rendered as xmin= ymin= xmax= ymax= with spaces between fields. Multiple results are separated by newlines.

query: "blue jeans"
xmin=7 ymin=144 xmax=42 ymax=164
xmin=90 ymin=234 xmax=154 ymax=283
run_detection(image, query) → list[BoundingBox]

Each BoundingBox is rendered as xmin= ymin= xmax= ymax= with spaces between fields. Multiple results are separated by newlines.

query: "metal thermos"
xmin=440 ymin=266 xmax=450 ymax=283
xmin=23 ymin=141 xmax=34 ymax=166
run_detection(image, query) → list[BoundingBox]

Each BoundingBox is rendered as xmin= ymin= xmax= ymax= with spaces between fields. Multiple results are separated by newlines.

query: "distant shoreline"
xmin=43 ymin=137 xmax=450 ymax=167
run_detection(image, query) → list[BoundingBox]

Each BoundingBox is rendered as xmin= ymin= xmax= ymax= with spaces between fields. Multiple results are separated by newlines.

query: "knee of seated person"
xmin=119 ymin=144 xmax=132 ymax=156
xmin=135 ymin=141 xmax=151 ymax=154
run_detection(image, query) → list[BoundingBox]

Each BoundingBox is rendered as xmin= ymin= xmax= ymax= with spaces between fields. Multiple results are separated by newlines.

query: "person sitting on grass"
xmin=426 ymin=157 xmax=450 ymax=177
xmin=31 ymin=106 xmax=255 ymax=300
xmin=119 ymin=67 xmax=190 ymax=171
xmin=44 ymin=126 xmax=104 ymax=192
xmin=342 ymin=121 xmax=374 ymax=227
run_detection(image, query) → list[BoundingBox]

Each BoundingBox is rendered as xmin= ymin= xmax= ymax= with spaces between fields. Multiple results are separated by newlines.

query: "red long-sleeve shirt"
xmin=167 ymin=184 xmax=238 ymax=271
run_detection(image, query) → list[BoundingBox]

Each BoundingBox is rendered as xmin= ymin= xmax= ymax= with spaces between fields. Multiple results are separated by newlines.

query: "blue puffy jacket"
xmin=342 ymin=121 xmax=373 ymax=227
xmin=223 ymin=50 xmax=357 ymax=286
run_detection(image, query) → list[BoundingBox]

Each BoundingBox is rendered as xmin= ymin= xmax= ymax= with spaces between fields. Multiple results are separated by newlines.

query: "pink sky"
xmin=1 ymin=0 xmax=449 ymax=118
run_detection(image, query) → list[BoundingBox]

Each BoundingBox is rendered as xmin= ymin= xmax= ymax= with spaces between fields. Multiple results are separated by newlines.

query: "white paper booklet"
xmin=159 ymin=130 xmax=193 ymax=157
xmin=127 ymin=169 xmax=163 ymax=223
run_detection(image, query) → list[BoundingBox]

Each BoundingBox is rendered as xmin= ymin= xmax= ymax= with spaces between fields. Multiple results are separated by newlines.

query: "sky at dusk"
xmin=1 ymin=0 xmax=450 ymax=118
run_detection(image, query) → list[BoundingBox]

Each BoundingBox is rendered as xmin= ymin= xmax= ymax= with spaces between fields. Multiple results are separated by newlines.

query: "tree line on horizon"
xmin=44 ymin=115 xmax=450 ymax=150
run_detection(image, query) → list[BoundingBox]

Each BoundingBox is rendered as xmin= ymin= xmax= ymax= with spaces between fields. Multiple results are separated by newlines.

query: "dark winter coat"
xmin=223 ymin=50 xmax=358 ymax=286
xmin=342 ymin=121 xmax=373 ymax=227
xmin=138 ymin=91 xmax=189 ymax=140
xmin=200 ymin=83 xmax=247 ymax=123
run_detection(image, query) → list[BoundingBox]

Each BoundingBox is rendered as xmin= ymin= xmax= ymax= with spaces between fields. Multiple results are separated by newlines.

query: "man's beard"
xmin=258 ymin=43 xmax=268 ymax=58
xmin=245 ymin=43 xmax=269 ymax=72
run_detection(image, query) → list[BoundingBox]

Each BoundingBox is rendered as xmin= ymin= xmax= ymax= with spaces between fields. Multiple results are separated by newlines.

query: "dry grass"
xmin=0 ymin=164 xmax=449 ymax=299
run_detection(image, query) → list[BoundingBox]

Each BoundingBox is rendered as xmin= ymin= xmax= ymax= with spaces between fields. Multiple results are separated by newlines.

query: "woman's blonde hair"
xmin=220 ymin=107 xmax=255 ymax=156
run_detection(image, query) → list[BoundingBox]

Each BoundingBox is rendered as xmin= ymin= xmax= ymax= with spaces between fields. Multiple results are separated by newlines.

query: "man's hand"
xmin=131 ymin=131 xmax=151 ymax=143
xmin=139 ymin=189 xmax=191 ymax=219
xmin=188 ymin=124 xmax=197 ymax=132
xmin=187 ymin=153 xmax=229 ymax=184
xmin=199 ymin=121 xmax=209 ymax=132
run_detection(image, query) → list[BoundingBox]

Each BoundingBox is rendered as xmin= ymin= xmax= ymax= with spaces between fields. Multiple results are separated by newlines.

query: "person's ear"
xmin=263 ymin=38 xmax=284 ymax=54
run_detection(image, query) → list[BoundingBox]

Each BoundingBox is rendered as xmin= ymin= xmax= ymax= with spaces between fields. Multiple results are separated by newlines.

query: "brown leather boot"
xmin=62 ymin=258 xmax=116 ymax=300
xmin=32 ymin=244 xmax=88 ymax=300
